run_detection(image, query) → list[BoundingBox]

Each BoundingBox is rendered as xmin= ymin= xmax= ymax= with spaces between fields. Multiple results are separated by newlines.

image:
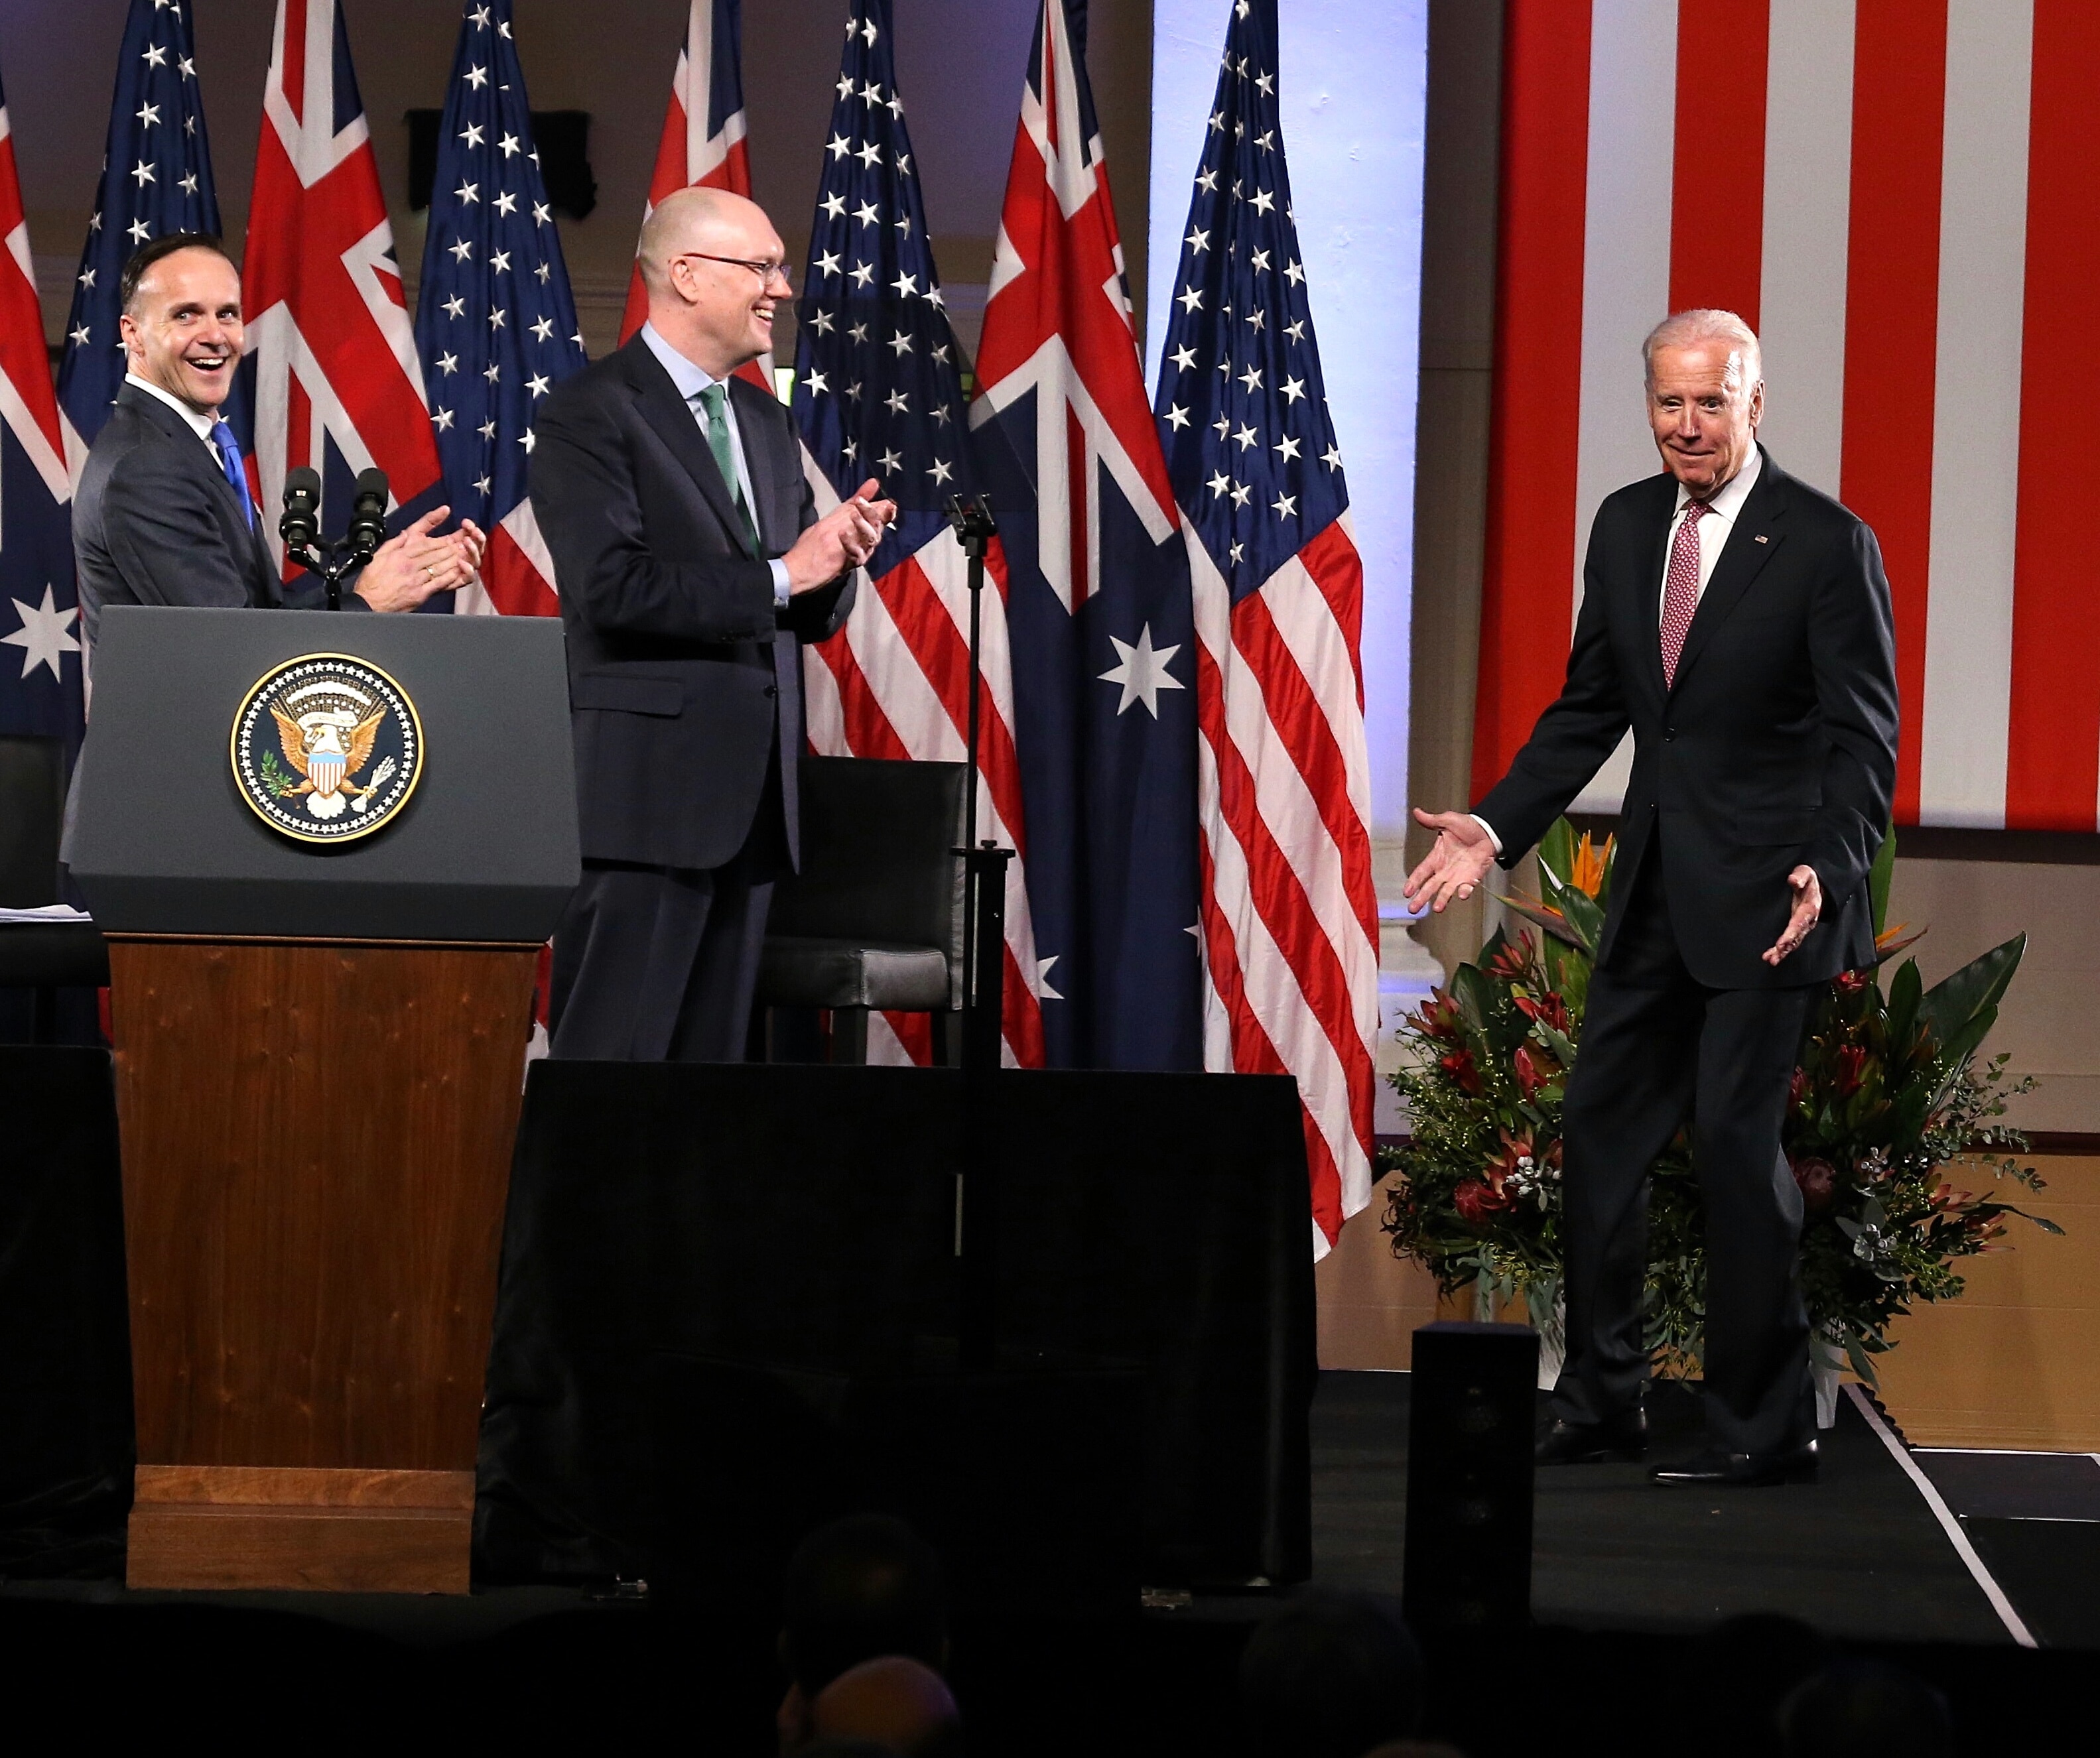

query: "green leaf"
xmin=1450 ymin=963 xmax=1499 ymax=1035
xmin=1920 ymin=933 xmax=2026 ymax=1052
xmin=1886 ymin=958 xmax=1922 ymax=1052
xmin=1538 ymin=862 xmax=1605 ymax=956
xmin=2001 ymin=1206 xmax=2065 ymax=1236
xmin=1538 ymin=817 xmax=1577 ymax=885
xmin=1868 ymin=821 xmax=1897 ymax=939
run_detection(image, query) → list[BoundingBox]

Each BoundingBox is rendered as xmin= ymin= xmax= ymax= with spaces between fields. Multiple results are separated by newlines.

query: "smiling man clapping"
xmin=74 ymin=233 xmax=486 ymax=641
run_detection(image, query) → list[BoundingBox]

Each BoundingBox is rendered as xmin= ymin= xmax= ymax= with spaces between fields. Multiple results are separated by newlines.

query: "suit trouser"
xmin=1548 ymin=850 xmax=1816 ymax=1457
xmin=548 ymin=773 xmax=787 ymax=1064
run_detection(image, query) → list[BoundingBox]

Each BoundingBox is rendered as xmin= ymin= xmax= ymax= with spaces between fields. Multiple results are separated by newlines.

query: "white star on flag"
xmin=1097 ymin=623 xmax=1187 ymax=718
xmin=3 ymin=587 xmax=82 ymax=682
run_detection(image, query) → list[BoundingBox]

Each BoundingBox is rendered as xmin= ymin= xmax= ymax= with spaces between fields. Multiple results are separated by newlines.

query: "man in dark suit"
xmin=528 ymin=187 xmax=895 ymax=1062
xmin=75 ymin=233 xmax=483 ymax=643
xmin=1406 ymin=310 xmax=1899 ymax=1486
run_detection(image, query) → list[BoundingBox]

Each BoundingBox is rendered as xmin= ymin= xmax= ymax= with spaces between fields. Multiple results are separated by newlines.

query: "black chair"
xmin=0 ymin=735 xmax=109 ymax=1043
xmin=758 ymin=755 xmax=967 ymax=1064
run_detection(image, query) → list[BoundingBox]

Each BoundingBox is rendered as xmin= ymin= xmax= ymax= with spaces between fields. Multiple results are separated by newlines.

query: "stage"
xmin=3 ymin=1369 xmax=2094 ymax=1752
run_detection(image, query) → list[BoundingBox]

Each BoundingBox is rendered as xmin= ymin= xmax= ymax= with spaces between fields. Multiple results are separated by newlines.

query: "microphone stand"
xmin=283 ymin=538 xmax=368 ymax=613
xmin=943 ymin=493 xmax=1010 ymax=1373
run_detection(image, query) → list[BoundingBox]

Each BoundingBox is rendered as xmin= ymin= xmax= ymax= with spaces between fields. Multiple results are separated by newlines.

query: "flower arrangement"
xmin=1382 ymin=818 xmax=2056 ymax=1393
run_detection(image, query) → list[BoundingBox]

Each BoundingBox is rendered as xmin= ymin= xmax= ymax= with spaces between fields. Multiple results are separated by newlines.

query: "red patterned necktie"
xmin=1660 ymin=499 xmax=1711 ymax=688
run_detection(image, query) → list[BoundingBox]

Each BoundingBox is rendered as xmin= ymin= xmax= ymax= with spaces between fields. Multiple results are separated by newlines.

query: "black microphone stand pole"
xmin=943 ymin=494 xmax=1010 ymax=1373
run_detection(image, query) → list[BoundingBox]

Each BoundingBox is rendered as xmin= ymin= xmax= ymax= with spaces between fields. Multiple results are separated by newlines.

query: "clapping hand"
xmin=783 ymin=477 xmax=898 ymax=592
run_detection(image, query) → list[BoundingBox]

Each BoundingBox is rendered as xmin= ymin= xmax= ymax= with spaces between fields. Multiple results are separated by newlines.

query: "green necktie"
xmin=696 ymin=382 xmax=761 ymax=558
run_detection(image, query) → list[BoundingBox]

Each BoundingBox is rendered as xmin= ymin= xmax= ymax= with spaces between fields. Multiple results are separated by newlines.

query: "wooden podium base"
xmin=128 ymin=1466 xmax=476 ymax=1594
xmin=109 ymin=935 xmax=538 ymax=1596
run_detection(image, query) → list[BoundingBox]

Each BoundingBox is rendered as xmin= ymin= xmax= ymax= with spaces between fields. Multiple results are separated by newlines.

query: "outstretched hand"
xmin=1402 ymin=808 xmax=1498 ymax=914
xmin=1762 ymin=864 xmax=1822 ymax=966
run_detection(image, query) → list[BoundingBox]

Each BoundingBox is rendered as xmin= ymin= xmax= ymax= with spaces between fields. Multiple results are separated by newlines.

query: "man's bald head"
xmin=637 ymin=186 xmax=789 ymax=379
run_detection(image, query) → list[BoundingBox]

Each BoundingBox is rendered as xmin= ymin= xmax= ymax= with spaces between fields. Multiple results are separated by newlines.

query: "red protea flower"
xmin=1833 ymin=1044 xmax=1870 ymax=1099
xmin=1484 ymin=933 xmax=1534 ymax=981
xmin=1790 ymin=1155 xmax=1837 ymax=1214
xmin=1835 ymin=970 xmax=1870 ymax=996
xmin=1513 ymin=1044 xmax=1557 ymax=1099
xmin=1514 ymin=990 xmax=1570 ymax=1035
xmin=1439 ymin=1046 xmax=1482 ymax=1095
xmin=1415 ymin=990 xmax=1463 ymax=1042
xmin=1453 ymin=1178 xmax=1512 ymax=1225
xmin=1788 ymin=1066 xmax=1809 ymax=1109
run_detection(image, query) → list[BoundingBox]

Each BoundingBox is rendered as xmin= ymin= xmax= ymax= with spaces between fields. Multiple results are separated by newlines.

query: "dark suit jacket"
xmin=74 ymin=383 xmax=354 ymax=643
xmin=527 ymin=336 xmax=853 ymax=873
xmin=1475 ymin=448 xmax=1899 ymax=989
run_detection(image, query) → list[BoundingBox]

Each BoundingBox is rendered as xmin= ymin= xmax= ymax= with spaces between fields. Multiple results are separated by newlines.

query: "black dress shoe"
xmin=1650 ymin=1439 xmax=1819 ymax=1487
xmin=1536 ymin=1410 xmax=1648 ymax=1466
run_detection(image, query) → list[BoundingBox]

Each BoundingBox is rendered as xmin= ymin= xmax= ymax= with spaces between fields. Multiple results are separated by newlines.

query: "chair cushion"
xmin=756 ymin=936 xmax=952 ymax=1011
xmin=0 ymin=923 xmax=110 ymax=988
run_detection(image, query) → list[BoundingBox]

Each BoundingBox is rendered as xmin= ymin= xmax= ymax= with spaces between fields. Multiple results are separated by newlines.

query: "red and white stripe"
xmin=799 ymin=464 xmax=1048 ymax=1068
xmin=1478 ymin=0 xmax=2100 ymax=831
xmin=618 ymin=0 xmax=769 ymax=397
xmin=1190 ymin=519 xmax=1378 ymax=1257
xmin=0 ymin=101 xmax=68 ymax=506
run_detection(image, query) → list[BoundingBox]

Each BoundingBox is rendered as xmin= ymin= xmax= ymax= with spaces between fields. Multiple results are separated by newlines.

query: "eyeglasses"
xmin=676 ymin=251 xmax=793 ymax=290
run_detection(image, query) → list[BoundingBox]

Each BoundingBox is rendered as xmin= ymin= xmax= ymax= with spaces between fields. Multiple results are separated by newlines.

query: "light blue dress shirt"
xmin=638 ymin=322 xmax=791 ymax=609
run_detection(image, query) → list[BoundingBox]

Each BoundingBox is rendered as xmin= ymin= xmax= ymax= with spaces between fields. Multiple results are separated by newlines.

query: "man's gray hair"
xmin=1642 ymin=308 xmax=1762 ymax=392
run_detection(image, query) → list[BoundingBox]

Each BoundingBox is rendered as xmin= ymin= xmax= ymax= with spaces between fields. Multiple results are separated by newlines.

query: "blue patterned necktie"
xmin=210 ymin=418 xmax=258 ymax=531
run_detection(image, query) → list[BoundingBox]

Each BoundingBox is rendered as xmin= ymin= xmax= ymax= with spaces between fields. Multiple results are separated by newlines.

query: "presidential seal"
xmin=230 ymin=653 xmax=423 ymax=843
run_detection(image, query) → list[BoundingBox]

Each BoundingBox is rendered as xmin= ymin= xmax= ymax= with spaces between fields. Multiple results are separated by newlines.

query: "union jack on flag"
xmin=413 ymin=0 xmax=586 ymax=619
xmin=1153 ymin=0 xmax=1378 ymax=1253
xmin=57 ymin=0 xmax=233 ymax=474
xmin=793 ymin=0 xmax=1043 ymax=1069
xmin=0 ymin=61 xmax=80 ymax=761
xmin=241 ymin=0 xmax=444 ymax=571
xmin=971 ymin=0 xmax=1205 ymax=1074
xmin=620 ymin=0 xmax=767 ymax=394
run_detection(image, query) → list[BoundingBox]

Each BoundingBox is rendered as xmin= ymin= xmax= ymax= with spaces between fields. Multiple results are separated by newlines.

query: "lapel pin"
xmin=1754 ymin=534 xmax=1768 ymax=543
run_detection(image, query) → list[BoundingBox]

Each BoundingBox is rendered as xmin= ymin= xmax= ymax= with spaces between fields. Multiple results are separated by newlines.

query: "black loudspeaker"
xmin=1402 ymin=1322 xmax=1538 ymax=1629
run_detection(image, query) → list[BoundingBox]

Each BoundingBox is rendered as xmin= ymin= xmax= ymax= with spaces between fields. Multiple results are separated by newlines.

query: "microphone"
xmin=347 ymin=468 xmax=389 ymax=559
xmin=279 ymin=467 xmax=322 ymax=552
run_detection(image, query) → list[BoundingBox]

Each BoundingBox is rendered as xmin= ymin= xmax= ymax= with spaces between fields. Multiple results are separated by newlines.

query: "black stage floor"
xmin=1312 ymin=1370 xmax=2028 ymax=1645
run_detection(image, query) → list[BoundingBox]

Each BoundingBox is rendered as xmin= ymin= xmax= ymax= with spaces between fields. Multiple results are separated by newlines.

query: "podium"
xmin=67 ymin=606 xmax=578 ymax=1593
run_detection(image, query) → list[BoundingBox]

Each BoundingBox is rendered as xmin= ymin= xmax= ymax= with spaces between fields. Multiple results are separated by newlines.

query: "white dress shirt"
xmin=125 ymin=372 xmax=218 ymax=444
xmin=1471 ymin=447 xmax=1764 ymax=857
xmin=637 ymin=322 xmax=791 ymax=607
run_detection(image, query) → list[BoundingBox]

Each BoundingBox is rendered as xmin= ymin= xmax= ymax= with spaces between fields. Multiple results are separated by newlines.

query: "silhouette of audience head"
xmin=809 ymin=1655 xmax=962 ymax=1757
xmin=1779 ymin=1658 xmax=1955 ymax=1758
xmin=778 ymin=1513 xmax=951 ymax=1753
xmin=1697 ymin=1613 xmax=1831 ymax=1757
xmin=1237 ymin=1588 xmax=1426 ymax=1758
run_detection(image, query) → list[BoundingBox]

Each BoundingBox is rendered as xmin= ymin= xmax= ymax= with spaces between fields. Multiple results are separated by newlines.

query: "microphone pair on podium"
xmin=279 ymin=466 xmax=389 ymax=611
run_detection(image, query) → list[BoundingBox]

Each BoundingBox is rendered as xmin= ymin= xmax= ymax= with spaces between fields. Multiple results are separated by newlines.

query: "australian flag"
xmin=413 ymin=0 xmax=586 ymax=617
xmin=972 ymin=0 xmax=1203 ymax=1070
xmin=0 ymin=66 xmax=82 ymax=765
xmin=57 ymin=0 xmax=234 ymax=460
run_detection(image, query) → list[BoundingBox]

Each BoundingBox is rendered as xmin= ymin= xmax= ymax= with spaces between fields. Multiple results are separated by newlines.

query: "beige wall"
xmin=1328 ymin=0 xmax=2100 ymax=1382
xmin=1 ymin=0 xmax=1151 ymax=365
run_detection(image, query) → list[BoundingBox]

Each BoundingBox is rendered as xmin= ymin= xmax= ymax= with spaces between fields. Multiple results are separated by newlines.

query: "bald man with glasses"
xmin=529 ymin=186 xmax=896 ymax=1061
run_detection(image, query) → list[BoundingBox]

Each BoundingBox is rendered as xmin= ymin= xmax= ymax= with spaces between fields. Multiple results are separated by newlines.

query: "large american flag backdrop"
xmin=972 ymin=0 xmax=1206 ymax=1074
xmin=0 ymin=64 xmax=79 ymax=761
xmin=241 ymin=0 xmax=444 ymax=569
xmin=1152 ymin=0 xmax=1378 ymax=1251
xmin=413 ymin=0 xmax=586 ymax=619
xmin=793 ymin=0 xmax=1044 ymax=1069
xmin=57 ymin=0 xmax=233 ymax=468
xmin=1480 ymin=0 xmax=2100 ymax=834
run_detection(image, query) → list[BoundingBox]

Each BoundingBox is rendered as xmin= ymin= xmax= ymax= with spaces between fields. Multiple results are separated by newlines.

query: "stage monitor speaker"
xmin=1402 ymin=1322 xmax=1538 ymax=1629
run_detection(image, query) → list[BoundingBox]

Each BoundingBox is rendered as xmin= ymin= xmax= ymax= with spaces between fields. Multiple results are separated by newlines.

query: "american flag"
xmin=1481 ymin=0 xmax=2100 ymax=833
xmin=793 ymin=0 xmax=1044 ymax=1069
xmin=412 ymin=0 xmax=586 ymax=619
xmin=0 ymin=62 xmax=80 ymax=762
xmin=972 ymin=0 xmax=1205 ymax=1072
xmin=57 ymin=0 xmax=232 ymax=468
xmin=240 ymin=0 xmax=444 ymax=571
xmin=620 ymin=0 xmax=767 ymax=393
xmin=1153 ymin=0 xmax=1378 ymax=1253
